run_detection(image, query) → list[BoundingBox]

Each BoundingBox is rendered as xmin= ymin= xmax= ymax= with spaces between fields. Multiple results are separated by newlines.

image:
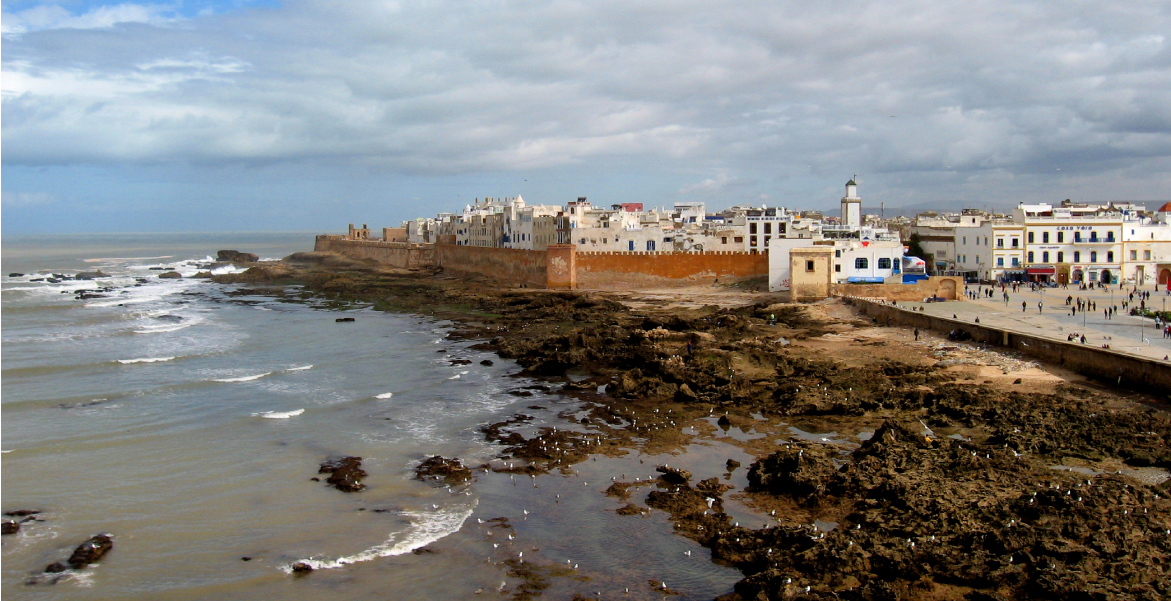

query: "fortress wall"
xmin=575 ymin=251 xmax=768 ymax=289
xmin=434 ymin=244 xmax=547 ymax=288
xmin=313 ymin=237 xmax=434 ymax=269
xmin=848 ymin=297 xmax=1171 ymax=393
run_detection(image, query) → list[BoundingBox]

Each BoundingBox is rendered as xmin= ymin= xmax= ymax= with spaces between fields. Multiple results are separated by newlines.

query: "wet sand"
xmin=211 ymin=253 xmax=1171 ymax=600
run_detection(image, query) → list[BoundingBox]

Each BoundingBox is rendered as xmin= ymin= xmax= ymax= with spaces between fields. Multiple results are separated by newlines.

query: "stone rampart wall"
xmin=314 ymin=236 xmax=434 ymax=269
xmin=576 ymin=251 xmax=767 ymax=289
xmin=832 ymin=276 xmax=962 ymax=301
xmin=434 ymin=244 xmax=547 ymax=288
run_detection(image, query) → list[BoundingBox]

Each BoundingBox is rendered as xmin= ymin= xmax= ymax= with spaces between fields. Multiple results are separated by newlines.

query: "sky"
xmin=3 ymin=0 xmax=1171 ymax=233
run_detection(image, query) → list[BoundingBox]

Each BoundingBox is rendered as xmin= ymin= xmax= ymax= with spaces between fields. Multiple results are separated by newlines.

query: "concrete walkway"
xmin=901 ymin=284 xmax=1171 ymax=363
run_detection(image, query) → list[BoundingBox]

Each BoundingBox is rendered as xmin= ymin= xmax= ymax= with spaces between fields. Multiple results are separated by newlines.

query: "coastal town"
xmin=336 ymin=179 xmax=1171 ymax=294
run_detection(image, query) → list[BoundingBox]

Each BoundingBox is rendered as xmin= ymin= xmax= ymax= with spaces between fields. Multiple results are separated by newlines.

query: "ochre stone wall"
xmin=831 ymin=276 xmax=962 ymax=301
xmin=434 ymin=244 xmax=547 ymax=288
xmin=789 ymin=247 xmax=834 ymax=301
xmin=314 ymin=236 xmax=434 ymax=269
xmin=575 ymin=251 xmax=767 ymax=289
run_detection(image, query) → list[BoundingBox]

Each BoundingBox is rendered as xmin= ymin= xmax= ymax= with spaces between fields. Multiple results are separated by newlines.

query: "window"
xmin=749 ymin=223 xmax=757 ymax=234
xmin=764 ymin=223 xmax=772 ymax=235
xmin=646 ymin=240 xmax=656 ymax=251
xmin=855 ymin=258 xmax=868 ymax=269
xmin=1042 ymin=232 xmax=1050 ymax=244
xmin=1090 ymin=251 xmax=1097 ymax=262
xmin=835 ymin=264 xmax=841 ymax=272
xmin=1090 ymin=231 xmax=1098 ymax=242
xmin=1057 ymin=232 xmax=1064 ymax=243
xmin=1012 ymin=238 xmax=1019 ymax=248
xmin=1057 ymin=251 xmax=1063 ymax=262
xmin=997 ymin=257 xmax=1004 ymax=267
xmin=629 ymin=240 xmax=635 ymax=251
xmin=835 ymin=249 xmax=841 ymax=257
xmin=1028 ymin=232 xmax=1035 ymax=244
xmin=1106 ymin=232 xmax=1115 ymax=242
xmin=1012 ymin=258 xmax=1020 ymax=267
xmin=1107 ymin=251 xmax=1114 ymax=262
xmin=963 ymin=236 xmax=967 ymax=245
xmin=734 ymin=236 xmax=743 ymax=243
xmin=721 ymin=237 xmax=727 ymax=244
xmin=1144 ymin=250 xmax=1151 ymax=260
xmin=878 ymin=258 xmax=892 ymax=269
xmin=997 ymin=238 xmax=1004 ymax=248
xmin=806 ymin=260 xmax=815 ymax=272
xmin=1131 ymin=250 xmax=1138 ymax=260
xmin=1043 ymin=251 xmax=1049 ymax=263
xmin=1028 ymin=251 xmax=1035 ymax=262
xmin=1073 ymin=251 xmax=1080 ymax=262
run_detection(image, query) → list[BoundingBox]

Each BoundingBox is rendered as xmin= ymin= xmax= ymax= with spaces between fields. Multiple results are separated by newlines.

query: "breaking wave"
xmin=116 ymin=357 xmax=176 ymax=364
xmin=375 ymin=392 xmax=394 ymax=399
xmin=280 ymin=502 xmax=475 ymax=572
xmin=214 ymin=372 xmax=273 ymax=383
xmin=252 ymin=409 xmax=305 ymax=419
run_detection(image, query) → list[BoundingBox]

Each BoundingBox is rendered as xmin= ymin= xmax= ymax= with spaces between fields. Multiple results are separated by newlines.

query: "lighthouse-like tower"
xmin=841 ymin=177 xmax=861 ymax=228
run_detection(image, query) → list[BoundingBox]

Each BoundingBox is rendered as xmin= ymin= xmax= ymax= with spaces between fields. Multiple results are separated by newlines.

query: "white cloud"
xmin=680 ymin=172 xmax=736 ymax=194
xmin=1 ymin=3 xmax=178 ymax=36
xmin=1 ymin=190 xmax=56 ymax=207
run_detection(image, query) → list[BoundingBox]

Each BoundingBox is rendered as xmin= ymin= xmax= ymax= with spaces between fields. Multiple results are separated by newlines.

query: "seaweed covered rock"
xmin=656 ymin=465 xmax=692 ymax=485
xmin=415 ymin=455 xmax=472 ymax=485
xmin=319 ymin=456 xmax=367 ymax=492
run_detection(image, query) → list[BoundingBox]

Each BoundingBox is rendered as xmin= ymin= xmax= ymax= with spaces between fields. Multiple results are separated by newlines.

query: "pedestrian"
xmin=1038 ymin=301 xmax=1043 ymax=313
xmin=1022 ymin=301 xmax=1027 ymax=312
xmin=914 ymin=327 xmax=919 ymax=341
xmin=1081 ymin=335 xmax=1087 ymax=344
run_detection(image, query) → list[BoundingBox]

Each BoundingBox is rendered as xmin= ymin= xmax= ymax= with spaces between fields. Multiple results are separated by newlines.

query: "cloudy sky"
xmin=3 ymin=0 xmax=1170 ymax=233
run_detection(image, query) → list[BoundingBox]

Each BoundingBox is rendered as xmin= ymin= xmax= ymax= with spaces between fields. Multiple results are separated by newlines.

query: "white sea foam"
xmin=116 ymin=357 xmax=176 ymax=364
xmin=375 ymin=392 xmax=394 ymax=399
xmin=1 ymin=450 xmax=12 ymax=453
xmin=285 ymin=365 xmax=313 ymax=372
xmin=280 ymin=502 xmax=475 ymax=572
xmin=252 ymin=409 xmax=305 ymax=419
xmin=448 ymin=374 xmax=461 ymax=380
xmin=133 ymin=322 xmax=192 ymax=334
xmin=214 ymin=372 xmax=273 ymax=383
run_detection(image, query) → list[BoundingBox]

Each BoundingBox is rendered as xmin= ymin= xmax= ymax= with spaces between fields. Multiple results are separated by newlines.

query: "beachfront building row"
xmin=906 ymin=201 xmax=1171 ymax=287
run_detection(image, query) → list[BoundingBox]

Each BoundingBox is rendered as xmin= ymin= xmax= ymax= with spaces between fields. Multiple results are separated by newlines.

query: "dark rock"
xmin=449 ymin=358 xmax=472 ymax=365
xmin=480 ymin=359 xmax=494 ymax=366
xmin=46 ymin=278 xmax=61 ymax=283
xmin=149 ymin=267 xmax=167 ymax=270
xmin=2 ymin=520 xmax=18 ymax=535
xmin=726 ymin=459 xmax=741 ymax=470
xmin=217 ymin=250 xmax=260 ymax=263
xmin=318 ymin=456 xmax=367 ymax=492
xmin=44 ymin=563 xmax=68 ymax=573
xmin=696 ymin=477 xmax=733 ymax=495
xmin=616 ymin=503 xmax=644 ymax=515
xmin=5 ymin=510 xmax=41 ymax=517
xmin=291 ymin=562 xmax=314 ymax=573
xmin=656 ymin=465 xmax=692 ymax=485
xmin=66 ymin=534 xmax=113 ymax=569
xmin=241 ymin=556 xmax=252 ymax=561
xmin=416 ymin=456 xmax=473 ymax=485
xmin=335 ymin=317 xmax=356 ymax=322
xmin=192 ymin=271 xmax=214 ymax=278
xmin=75 ymin=271 xmax=106 ymax=280
xmin=747 ymin=445 xmax=837 ymax=504
xmin=8 ymin=273 xmax=24 ymax=277
xmin=158 ymin=271 xmax=182 ymax=279
xmin=717 ymin=414 xmax=731 ymax=427
xmin=508 ymin=390 xmax=534 ymax=397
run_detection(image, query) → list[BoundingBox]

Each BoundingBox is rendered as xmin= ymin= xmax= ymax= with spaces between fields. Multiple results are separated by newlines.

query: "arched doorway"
xmin=1159 ymin=268 xmax=1170 ymax=290
xmin=1100 ymin=269 xmax=1112 ymax=285
xmin=1072 ymin=269 xmax=1084 ymax=283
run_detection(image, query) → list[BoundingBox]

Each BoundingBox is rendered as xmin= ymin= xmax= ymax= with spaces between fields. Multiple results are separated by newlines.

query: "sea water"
xmin=1 ymin=233 xmax=743 ymax=600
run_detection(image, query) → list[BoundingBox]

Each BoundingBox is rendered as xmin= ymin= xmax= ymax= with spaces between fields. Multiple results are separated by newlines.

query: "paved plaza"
xmin=906 ymin=282 xmax=1171 ymax=362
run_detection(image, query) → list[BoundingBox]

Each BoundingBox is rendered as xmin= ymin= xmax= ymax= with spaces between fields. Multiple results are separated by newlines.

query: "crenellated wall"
xmin=433 ymin=244 xmax=547 ymax=288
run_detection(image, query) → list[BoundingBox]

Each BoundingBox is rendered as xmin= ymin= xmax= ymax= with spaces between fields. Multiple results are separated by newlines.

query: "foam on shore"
xmin=117 ymin=357 xmax=176 ymax=364
xmin=214 ymin=372 xmax=273 ymax=383
xmin=252 ymin=409 xmax=305 ymax=419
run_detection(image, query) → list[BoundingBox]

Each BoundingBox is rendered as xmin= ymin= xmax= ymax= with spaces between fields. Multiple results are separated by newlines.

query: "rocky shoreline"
xmin=213 ymin=252 xmax=1171 ymax=600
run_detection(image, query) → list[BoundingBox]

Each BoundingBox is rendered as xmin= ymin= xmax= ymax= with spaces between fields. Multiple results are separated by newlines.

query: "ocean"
xmin=1 ymin=233 xmax=751 ymax=600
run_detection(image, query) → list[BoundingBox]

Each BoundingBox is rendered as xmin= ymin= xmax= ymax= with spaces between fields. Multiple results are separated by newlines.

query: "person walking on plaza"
xmin=914 ymin=327 xmax=919 ymax=341
xmin=1022 ymin=301 xmax=1028 ymax=312
xmin=1038 ymin=301 xmax=1043 ymax=313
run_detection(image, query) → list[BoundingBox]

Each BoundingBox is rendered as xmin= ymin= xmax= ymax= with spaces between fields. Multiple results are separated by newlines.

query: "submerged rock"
xmin=158 ymin=271 xmax=183 ymax=279
xmin=291 ymin=562 xmax=314 ymax=573
xmin=318 ymin=456 xmax=367 ymax=492
xmin=655 ymin=465 xmax=692 ymax=485
xmin=2 ymin=521 xmax=19 ymax=535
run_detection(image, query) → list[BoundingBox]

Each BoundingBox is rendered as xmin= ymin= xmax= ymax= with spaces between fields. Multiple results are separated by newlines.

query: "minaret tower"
xmin=841 ymin=176 xmax=861 ymax=228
